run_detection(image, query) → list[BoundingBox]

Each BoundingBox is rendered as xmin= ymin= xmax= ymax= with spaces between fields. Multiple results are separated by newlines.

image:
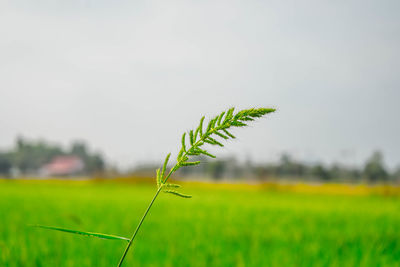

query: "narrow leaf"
xmin=234 ymin=110 xmax=245 ymax=120
xmin=223 ymin=129 xmax=236 ymax=139
xmin=204 ymin=138 xmax=215 ymax=145
xmin=240 ymin=116 xmax=254 ymax=121
xmin=199 ymin=149 xmax=216 ymax=158
xmin=214 ymin=131 xmax=229 ymax=140
xmin=156 ymin=168 xmax=161 ymax=187
xmin=181 ymin=132 xmax=186 ymax=152
xmin=164 ymin=190 xmax=192 ymax=198
xmin=206 ymin=118 xmax=214 ymax=133
xmin=217 ymin=111 xmax=225 ymax=125
xmin=177 ymin=147 xmax=185 ymax=161
xmin=210 ymin=116 xmax=218 ymax=129
xmin=189 ymin=130 xmax=194 ymax=145
xmin=32 ymin=225 xmax=129 ymax=242
xmin=187 ymin=151 xmax=200 ymax=156
xmin=224 ymin=107 xmax=235 ymax=123
xmin=161 ymin=153 xmax=171 ymax=179
xmin=198 ymin=116 xmax=205 ymax=137
xmin=231 ymin=121 xmax=247 ymax=127
xmin=181 ymin=161 xmax=201 ymax=166
xmin=163 ymin=183 xmax=181 ymax=189
xmin=204 ymin=139 xmax=215 ymax=145
xmin=207 ymin=137 xmax=224 ymax=147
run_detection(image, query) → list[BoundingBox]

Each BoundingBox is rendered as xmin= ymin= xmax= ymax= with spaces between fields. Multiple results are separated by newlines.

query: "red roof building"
xmin=41 ymin=156 xmax=85 ymax=177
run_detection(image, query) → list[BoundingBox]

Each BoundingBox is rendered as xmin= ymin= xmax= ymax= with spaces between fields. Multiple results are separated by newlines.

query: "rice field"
xmin=1 ymin=179 xmax=400 ymax=266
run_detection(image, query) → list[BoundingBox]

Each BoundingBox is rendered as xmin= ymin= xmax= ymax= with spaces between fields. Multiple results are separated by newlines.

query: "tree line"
xmin=168 ymin=151 xmax=399 ymax=183
xmin=0 ymin=137 xmax=105 ymax=177
xmin=1 ymin=137 xmax=398 ymax=183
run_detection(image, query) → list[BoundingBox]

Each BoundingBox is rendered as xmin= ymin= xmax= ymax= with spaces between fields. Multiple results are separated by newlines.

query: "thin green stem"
xmin=118 ymin=127 xmax=220 ymax=266
xmin=117 ymin=186 xmax=162 ymax=267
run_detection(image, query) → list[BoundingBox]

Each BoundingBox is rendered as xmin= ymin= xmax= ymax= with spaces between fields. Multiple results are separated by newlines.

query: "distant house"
xmin=40 ymin=156 xmax=85 ymax=177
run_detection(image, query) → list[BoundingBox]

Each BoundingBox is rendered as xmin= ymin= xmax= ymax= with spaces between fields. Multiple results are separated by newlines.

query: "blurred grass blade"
xmin=164 ymin=190 xmax=192 ymax=198
xmin=32 ymin=225 xmax=129 ymax=242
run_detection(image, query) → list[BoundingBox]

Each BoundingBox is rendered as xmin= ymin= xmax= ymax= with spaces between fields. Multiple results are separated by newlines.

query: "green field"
xmin=1 ymin=180 xmax=400 ymax=266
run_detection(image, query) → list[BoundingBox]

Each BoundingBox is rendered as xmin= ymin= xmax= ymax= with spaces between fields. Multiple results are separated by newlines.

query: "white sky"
xmin=0 ymin=0 xmax=399 ymax=169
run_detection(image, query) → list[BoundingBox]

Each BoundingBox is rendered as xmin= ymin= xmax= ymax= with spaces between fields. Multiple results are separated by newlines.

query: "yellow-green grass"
xmin=1 ymin=179 xmax=400 ymax=266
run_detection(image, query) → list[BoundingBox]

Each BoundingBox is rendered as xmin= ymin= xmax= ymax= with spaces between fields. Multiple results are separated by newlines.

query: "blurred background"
xmin=1 ymin=1 xmax=400 ymax=266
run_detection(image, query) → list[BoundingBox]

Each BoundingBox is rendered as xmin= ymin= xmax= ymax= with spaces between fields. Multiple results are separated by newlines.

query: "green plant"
xmin=34 ymin=107 xmax=275 ymax=266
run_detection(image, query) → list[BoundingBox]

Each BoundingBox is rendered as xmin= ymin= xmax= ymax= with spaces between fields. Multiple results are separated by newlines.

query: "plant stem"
xmin=117 ymin=186 xmax=162 ymax=267
xmin=118 ymin=125 xmax=225 ymax=266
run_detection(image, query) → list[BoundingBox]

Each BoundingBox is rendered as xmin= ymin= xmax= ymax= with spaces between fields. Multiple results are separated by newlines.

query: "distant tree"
xmin=278 ymin=154 xmax=292 ymax=176
xmin=392 ymin=167 xmax=400 ymax=183
xmin=0 ymin=152 xmax=12 ymax=175
xmin=349 ymin=169 xmax=362 ymax=181
xmin=363 ymin=151 xmax=388 ymax=182
xmin=86 ymin=153 xmax=105 ymax=173
xmin=329 ymin=164 xmax=361 ymax=182
xmin=311 ymin=164 xmax=331 ymax=181
xmin=70 ymin=141 xmax=105 ymax=173
xmin=207 ymin=160 xmax=226 ymax=180
xmin=277 ymin=154 xmax=305 ymax=177
xmin=12 ymin=137 xmax=64 ymax=174
xmin=2 ymin=137 xmax=107 ymax=176
xmin=70 ymin=141 xmax=88 ymax=158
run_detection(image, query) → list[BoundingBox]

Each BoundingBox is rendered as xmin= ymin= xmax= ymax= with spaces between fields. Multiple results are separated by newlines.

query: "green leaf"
xmin=224 ymin=107 xmax=235 ymax=123
xmin=207 ymin=137 xmax=224 ymax=147
xmin=217 ymin=111 xmax=225 ymax=125
xmin=250 ymin=108 xmax=276 ymax=117
xmin=204 ymin=139 xmax=214 ymax=145
xmin=181 ymin=161 xmax=201 ymax=166
xmin=206 ymin=118 xmax=214 ymax=133
xmin=187 ymin=151 xmax=200 ymax=156
xmin=164 ymin=190 xmax=192 ymax=198
xmin=161 ymin=153 xmax=171 ymax=179
xmin=214 ymin=131 xmax=229 ymax=140
xmin=198 ymin=116 xmax=205 ymax=137
xmin=177 ymin=147 xmax=185 ymax=161
xmin=234 ymin=110 xmax=245 ymax=120
xmin=189 ymin=130 xmax=194 ymax=145
xmin=163 ymin=183 xmax=181 ymax=189
xmin=156 ymin=168 xmax=161 ymax=188
xmin=210 ymin=116 xmax=218 ymax=129
xmin=240 ymin=116 xmax=254 ymax=121
xmin=231 ymin=121 xmax=247 ymax=127
xmin=31 ymin=225 xmax=129 ymax=242
xmin=181 ymin=132 xmax=186 ymax=152
xmin=223 ymin=129 xmax=236 ymax=139
xmin=199 ymin=149 xmax=216 ymax=158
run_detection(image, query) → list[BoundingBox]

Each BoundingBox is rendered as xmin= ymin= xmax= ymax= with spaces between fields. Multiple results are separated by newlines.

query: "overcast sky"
xmin=1 ymin=0 xmax=399 ymax=169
